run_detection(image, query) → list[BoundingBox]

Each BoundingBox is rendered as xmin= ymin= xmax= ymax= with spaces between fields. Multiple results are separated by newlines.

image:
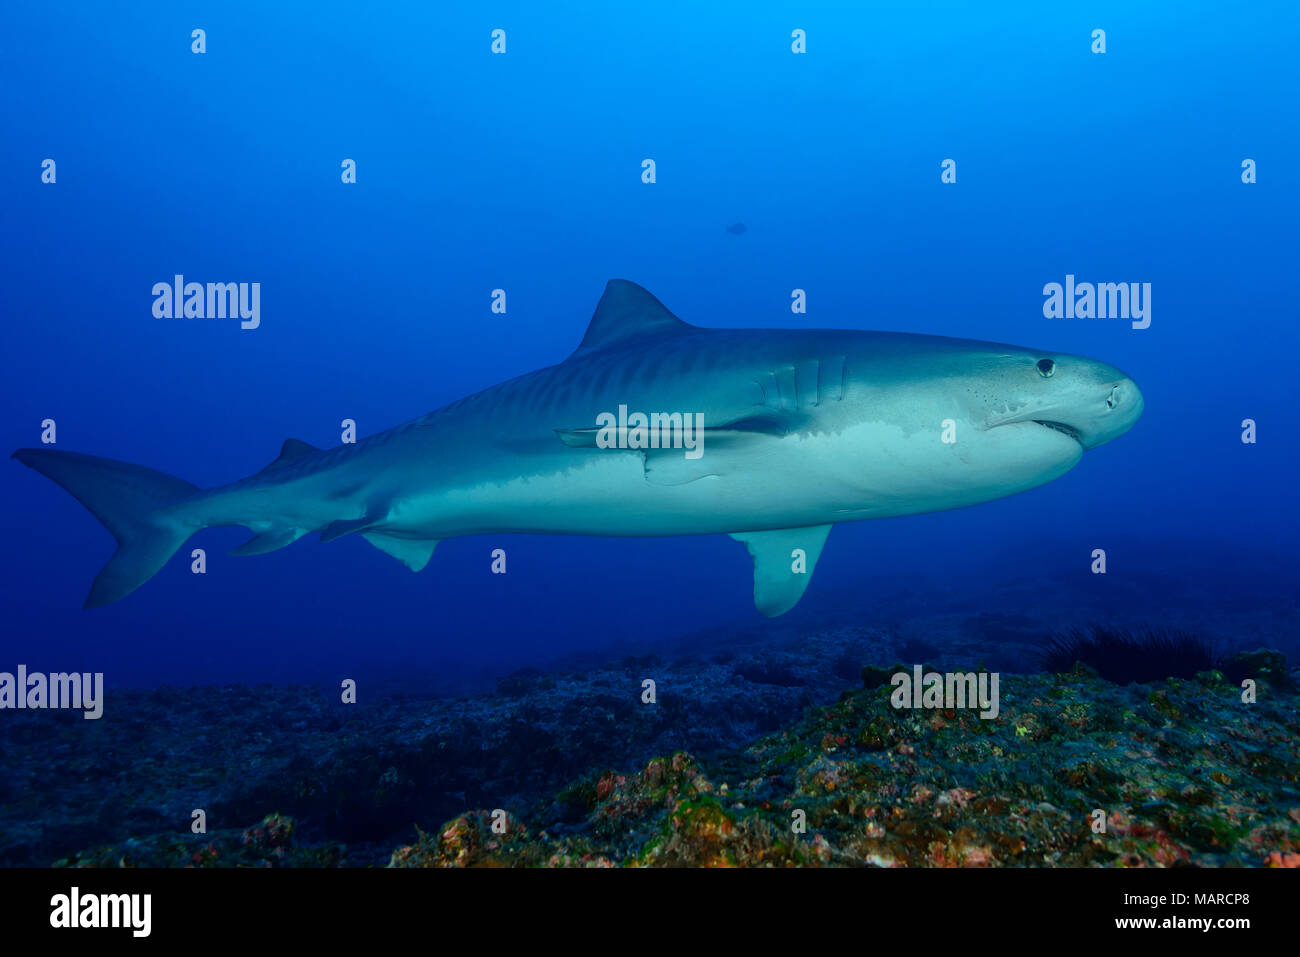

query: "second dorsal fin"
xmin=570 ymin=280 xmax=694 ymax=358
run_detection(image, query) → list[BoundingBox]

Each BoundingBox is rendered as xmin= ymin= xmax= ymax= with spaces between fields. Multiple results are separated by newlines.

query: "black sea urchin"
xmin=1038 ymin=625 xmax=1221 ymax=684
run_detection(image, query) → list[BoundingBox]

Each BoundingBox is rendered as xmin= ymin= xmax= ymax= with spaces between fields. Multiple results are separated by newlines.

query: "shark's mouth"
xmin=1033 ymin=420 xmax=1084 ymax=442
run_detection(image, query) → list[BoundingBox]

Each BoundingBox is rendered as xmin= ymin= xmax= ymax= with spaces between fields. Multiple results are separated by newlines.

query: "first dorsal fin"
xmin=571 ymin=280 xmax=694 ymax=358
xmin=257 ymin=438 xmax=319 ymax=475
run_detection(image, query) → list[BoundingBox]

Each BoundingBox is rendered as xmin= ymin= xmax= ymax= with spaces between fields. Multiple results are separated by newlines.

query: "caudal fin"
xmin=12 ymin=448 xmax=200 ymax=608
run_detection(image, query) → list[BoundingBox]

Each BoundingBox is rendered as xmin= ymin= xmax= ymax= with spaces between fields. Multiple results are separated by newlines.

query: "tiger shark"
xmin=13 ymin=280 xmax=1143 ymax=615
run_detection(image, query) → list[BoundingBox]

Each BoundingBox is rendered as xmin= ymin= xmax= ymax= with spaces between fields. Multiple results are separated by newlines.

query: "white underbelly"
xmin=383 ymin=417 xmax=1078 ymax=539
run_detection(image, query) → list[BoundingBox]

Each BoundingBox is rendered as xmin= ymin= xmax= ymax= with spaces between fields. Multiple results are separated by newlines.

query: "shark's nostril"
xmin=1106 ymin=387 xmax=1120 ymax=410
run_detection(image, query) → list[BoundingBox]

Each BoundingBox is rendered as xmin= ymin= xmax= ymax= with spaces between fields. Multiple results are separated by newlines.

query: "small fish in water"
xmin=725 ymin=222 xmax=747 ymax=236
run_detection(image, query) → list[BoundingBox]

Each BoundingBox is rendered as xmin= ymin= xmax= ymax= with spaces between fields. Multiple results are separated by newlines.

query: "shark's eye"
xmin=1036 ymin=358 xmax=1056 ymax=378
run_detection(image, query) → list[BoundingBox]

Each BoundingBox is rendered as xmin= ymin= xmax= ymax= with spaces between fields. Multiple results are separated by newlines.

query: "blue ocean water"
xmin=2 ymin=1 xmax=1296 ymax=694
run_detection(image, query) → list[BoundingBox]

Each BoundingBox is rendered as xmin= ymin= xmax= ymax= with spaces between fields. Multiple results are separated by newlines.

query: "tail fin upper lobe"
xmin=12 ymin=448 xmax=200 ymax=608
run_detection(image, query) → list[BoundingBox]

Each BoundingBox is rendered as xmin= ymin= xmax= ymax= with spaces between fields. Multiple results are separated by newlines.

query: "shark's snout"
xmin=1083 ymin=374 xmax=1143 ymax=449
xmin=1042 ymin=371 xmax=1143 ymax=450
xmin=986 ymin=359 xmax=1143 ymax=452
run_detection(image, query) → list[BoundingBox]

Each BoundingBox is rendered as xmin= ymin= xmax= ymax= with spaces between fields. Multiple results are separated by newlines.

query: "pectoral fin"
xmin=557 ymin=411 xmax=803 ymax=487
xmin=730 ymin=524 xmax=832 ymax=617
xmin=641 ymin=450 xmax=718 ymax=486
xmin=555 ymin=410 xmax=804 ymax=450
xmin=555 ymin=428 xmax=600 ymax=448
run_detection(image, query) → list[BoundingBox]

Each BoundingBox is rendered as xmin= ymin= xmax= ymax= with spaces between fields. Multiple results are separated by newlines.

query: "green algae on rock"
xmin=388 ymin=666 xmax=1300 ymax=868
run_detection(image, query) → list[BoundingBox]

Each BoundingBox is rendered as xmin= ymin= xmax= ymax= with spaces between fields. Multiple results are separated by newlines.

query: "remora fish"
xmin=13 ymin=280 xmax=1143 ymax=615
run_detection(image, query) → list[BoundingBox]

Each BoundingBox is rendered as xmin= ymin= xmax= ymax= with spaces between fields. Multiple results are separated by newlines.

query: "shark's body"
xmin=14 ymin=280 xmax=1144 ymax=614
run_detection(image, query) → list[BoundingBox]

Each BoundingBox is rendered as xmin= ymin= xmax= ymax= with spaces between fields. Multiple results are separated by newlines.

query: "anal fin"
xmin=730 ymin=524 xmax=833 ymax=617
xmin=230 ymin=527 xmax=306 ymax=556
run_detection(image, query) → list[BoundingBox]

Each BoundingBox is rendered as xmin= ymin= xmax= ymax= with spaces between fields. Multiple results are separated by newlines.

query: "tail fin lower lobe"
xmin=12 ymin=448 xmax=200 ymax=608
